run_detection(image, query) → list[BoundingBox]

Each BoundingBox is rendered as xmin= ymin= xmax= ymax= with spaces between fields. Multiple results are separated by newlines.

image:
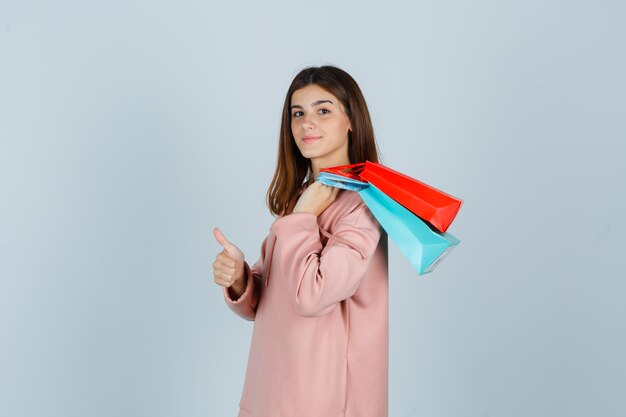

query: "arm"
xmin=223 ymin=235 xmax=268 ymax=321
xmin=270 ymin=202 xmax=381 ymax=317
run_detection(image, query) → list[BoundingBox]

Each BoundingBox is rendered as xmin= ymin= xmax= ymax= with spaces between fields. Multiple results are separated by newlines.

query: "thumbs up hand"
xmin=212 ymin=227 xmax=246 ymax=294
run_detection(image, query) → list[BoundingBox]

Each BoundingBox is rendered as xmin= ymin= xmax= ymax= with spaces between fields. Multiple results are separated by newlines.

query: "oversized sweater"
xmin=223 ymin=183 xmax=389 ymax=417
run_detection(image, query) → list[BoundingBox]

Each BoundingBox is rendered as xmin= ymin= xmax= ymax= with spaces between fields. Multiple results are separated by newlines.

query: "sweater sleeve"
xmin=222 ymin=234 xmax=267 ymax=321
xmin=269 ymin=202 xmax=381 ymax=317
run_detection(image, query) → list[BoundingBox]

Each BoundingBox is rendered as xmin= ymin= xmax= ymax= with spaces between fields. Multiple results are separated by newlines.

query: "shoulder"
xmin=333 ymin=189 xmax=366 ymax=214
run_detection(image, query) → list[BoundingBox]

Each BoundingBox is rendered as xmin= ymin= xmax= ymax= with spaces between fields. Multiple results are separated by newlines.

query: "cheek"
xmin=328 ymin=119 xmax=349 ymax=138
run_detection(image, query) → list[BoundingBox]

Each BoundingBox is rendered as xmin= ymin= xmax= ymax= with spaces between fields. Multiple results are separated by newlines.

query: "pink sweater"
xmin=223 ymin=184 xmax=389 ymax=417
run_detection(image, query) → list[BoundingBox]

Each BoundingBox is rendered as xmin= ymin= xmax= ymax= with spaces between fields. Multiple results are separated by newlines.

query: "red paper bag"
xmin=320 ymin=161 xmax=462 ymax=233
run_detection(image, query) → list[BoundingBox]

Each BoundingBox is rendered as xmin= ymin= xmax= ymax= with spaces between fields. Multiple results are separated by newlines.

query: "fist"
xmin=212 ymin=227 xmax=246 ymax=291
xmin=293 ymin=181 xmax=340 ymax=216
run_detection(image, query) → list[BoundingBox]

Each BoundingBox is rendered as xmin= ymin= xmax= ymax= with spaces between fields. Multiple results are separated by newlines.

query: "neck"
xmin=310 ymin=156 xmax=351 ymax=182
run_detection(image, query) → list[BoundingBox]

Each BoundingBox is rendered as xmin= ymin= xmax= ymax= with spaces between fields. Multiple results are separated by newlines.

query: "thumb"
xmin=213 ymin=227 xmax=243 ymax=259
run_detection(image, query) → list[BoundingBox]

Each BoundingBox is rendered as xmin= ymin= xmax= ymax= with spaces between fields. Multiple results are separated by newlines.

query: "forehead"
xmin=291 ymin=84 xmax=339 ymax=105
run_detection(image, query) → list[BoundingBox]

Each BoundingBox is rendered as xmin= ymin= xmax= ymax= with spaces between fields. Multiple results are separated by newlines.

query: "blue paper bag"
xmin=318 ymin=171 xmax=460 ymax=275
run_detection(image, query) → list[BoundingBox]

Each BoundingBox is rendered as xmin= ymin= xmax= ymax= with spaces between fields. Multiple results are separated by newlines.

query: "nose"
xmin=301 ymin=114 xmax=316 ymax=130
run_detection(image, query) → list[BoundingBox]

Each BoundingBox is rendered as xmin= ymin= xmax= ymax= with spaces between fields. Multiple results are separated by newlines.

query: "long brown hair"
xmin=267 ymin=65 xmax=383 ymax=217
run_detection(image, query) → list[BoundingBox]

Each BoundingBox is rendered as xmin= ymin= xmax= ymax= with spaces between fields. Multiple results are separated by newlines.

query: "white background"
xmin=1 ymin=1 xmax=624 ymax=416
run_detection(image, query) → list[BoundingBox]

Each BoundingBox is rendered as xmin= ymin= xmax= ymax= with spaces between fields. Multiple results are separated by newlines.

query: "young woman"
xmin=212 ymin=65 xmax=389 ymax=417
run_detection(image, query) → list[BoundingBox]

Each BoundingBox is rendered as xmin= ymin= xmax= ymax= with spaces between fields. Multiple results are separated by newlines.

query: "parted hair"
xmin=267 ymin=65 xmax=382 ymax=217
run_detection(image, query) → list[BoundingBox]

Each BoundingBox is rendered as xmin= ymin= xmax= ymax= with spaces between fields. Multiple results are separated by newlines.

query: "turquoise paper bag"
xmin=318 ymin=171 xmax=460 ymax=275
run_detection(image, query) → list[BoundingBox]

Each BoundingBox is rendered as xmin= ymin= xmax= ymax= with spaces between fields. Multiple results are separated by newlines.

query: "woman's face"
xmin=290 ymin=84 xmax=352 ymax=167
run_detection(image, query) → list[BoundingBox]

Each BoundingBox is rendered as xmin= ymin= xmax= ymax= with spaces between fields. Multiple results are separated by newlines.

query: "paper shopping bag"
xmin=318 ymin=171 xmax=460 ymax=275
xmin=320 ymin=161 xmax=463 ymax=233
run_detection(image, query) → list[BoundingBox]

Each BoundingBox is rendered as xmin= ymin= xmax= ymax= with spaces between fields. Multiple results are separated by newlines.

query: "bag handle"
xmin=317 ymin=172 xmax=369 ymax=191
xmin=319 ymin=161 xmax=366 ymax=181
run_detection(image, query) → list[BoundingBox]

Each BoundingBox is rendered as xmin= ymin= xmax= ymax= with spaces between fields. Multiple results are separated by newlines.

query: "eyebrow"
xmin=290 ymin=100 xmax=334 ymax=110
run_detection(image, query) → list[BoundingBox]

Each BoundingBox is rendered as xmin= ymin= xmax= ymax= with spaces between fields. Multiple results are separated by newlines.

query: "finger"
xmin=216 ymin=250 xmax=237 ymax=265
xmin=213 ymin=271 xmax=227 ymax=286
xmin=213 ymin=227 xmax=230 ymax=248
xmin=214 ymin=257 xmax=236 ymax=273
xmin=213 ymin=273 xmax=232 ymax=287
xmin=214 ymin=228 xmax=239 ymax=256
xmin=318 ymin=183 xmax=332 ymax=194
xmin=214 ymin=269 xmax=234 ymax=285
xmin=323 ymin=184 xmax=339 ymax=196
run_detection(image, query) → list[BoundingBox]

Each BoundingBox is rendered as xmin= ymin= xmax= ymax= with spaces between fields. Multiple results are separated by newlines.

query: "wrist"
xmin=229 ymin=274 xmax=246 ymax=298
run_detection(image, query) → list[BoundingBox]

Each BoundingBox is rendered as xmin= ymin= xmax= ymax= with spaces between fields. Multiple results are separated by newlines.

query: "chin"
xmin=301 ymin=151 xmax=324 ymax=160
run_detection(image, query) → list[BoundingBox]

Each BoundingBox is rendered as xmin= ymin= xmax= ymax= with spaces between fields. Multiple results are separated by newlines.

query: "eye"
xmin=292 ymin=108 xmax=331 ymax=118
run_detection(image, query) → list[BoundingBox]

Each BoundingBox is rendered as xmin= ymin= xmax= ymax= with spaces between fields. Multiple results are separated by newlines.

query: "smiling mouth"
xmin=303 ymin=136 xmax=321 ymax=143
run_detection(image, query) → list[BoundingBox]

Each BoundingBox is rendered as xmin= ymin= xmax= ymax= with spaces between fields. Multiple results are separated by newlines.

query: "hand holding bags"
xmin=318 ymin=161 xmax=463 ymax=275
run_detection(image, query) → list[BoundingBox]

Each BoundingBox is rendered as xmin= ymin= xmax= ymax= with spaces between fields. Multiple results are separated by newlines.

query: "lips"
xmin=303 ymin=136 xmax=321 ymax=143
